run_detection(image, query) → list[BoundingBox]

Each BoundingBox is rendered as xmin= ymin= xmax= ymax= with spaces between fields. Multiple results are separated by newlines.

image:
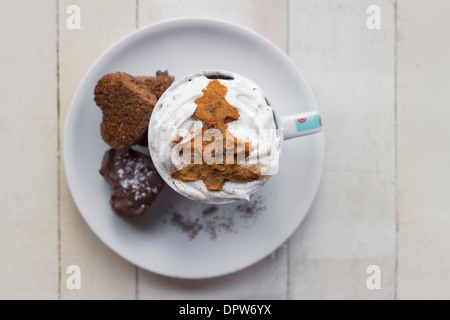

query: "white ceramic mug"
xmin=148 ymin=70 xmax=322 ymax=203
xmin=266 ymin=99 xmax=322 ymax=140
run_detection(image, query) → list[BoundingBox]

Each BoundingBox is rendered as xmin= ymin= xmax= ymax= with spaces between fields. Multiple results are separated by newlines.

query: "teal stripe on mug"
xmin=295 ymin=114 xmax=322 ymax=132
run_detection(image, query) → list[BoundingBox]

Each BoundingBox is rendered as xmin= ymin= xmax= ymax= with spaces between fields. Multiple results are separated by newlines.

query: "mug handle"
xmin=280 ymin=111 xmax=322 ymax=140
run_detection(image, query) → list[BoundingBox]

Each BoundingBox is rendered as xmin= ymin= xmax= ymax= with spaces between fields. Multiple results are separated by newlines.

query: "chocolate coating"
xmin=100 ymin=148 xmax=164 ymax=217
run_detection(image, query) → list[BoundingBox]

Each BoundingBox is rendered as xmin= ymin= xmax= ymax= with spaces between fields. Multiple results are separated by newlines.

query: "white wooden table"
xmin=1 ymin=0 xmax=449 ymax=300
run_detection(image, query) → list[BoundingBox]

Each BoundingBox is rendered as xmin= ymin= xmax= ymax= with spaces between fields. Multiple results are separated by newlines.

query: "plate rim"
xmin=64 ymin=17 xmax=324 ymax=279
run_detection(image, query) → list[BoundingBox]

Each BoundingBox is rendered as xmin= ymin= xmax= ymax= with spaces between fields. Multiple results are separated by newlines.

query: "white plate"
xmin=64 ymin=17 xmax=324 ymax=279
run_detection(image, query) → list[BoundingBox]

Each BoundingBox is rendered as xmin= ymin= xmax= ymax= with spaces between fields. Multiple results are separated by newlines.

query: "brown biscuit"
xmin=100 ymin=148 xmax=164 ymax=217
xmin=135 ymin=70 xmax=175 ymax=146
xmin=136 ymin=70 xmax=174 ymax=100
xmin=156 ymin=70 xmax=169 ymax=77
xmin=94 ymin=72 xmax=157 ymax=149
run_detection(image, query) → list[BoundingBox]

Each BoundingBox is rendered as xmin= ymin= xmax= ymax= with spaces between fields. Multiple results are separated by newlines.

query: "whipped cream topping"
xmin=148 ymin=71 xmax=281 ymax=204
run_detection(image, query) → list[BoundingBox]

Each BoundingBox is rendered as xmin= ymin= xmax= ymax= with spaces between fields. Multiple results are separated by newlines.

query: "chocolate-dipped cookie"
xmin=100 ymin=148 xmax=164 ymax=217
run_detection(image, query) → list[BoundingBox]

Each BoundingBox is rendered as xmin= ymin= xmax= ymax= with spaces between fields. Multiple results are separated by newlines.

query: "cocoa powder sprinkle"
xmin=168 ymin=195 xmax=265 ymax=240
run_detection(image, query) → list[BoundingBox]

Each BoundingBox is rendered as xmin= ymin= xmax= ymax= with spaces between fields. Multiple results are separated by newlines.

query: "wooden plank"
xmin=397 ymin=0 xmax=450 ymax=299
xmin=59 ymin=0 xmax=137 ymax=299
xmin=139 ymin=245 xmax=287 ymax=299
xmin=138 ymin=0 xmax=287 ymax=50
xmin=0 ymin=1 xmax=58 ymax=299
xmin=137 ymin=0 xmax=288 ymax=299
xmin=288 ymin=0 xmax=396 ymax=299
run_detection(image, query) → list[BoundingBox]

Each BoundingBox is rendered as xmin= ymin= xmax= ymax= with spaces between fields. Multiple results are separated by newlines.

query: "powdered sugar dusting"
xmin=114 ymin=151 xmax=158 ymax=201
